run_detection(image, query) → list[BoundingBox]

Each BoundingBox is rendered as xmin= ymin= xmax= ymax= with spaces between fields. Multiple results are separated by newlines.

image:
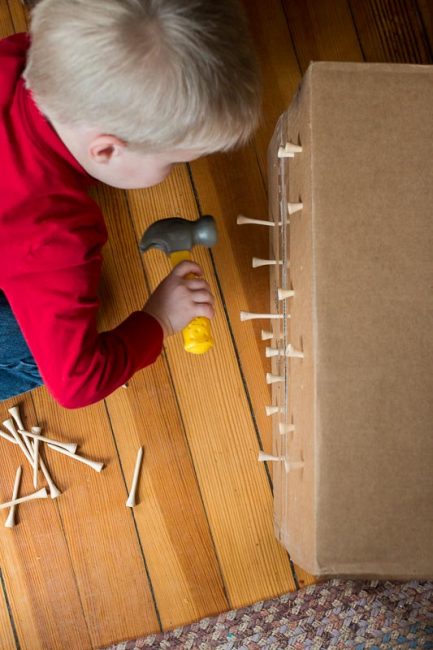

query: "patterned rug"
xmin=103 ymin=579 xmax=433 ymax=649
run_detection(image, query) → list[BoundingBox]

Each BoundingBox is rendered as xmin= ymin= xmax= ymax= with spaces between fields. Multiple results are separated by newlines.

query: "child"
xmin=0 ymin=0 xmax=261 ymax=408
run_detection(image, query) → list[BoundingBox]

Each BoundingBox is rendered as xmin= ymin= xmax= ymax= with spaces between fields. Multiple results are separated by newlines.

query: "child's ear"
xmin=89 ymin=135 xmax=126 ymax=164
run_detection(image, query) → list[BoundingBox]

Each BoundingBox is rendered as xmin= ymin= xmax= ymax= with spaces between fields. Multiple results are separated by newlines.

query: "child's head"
xmin=24 ymin=0 xmax=261 ymax=189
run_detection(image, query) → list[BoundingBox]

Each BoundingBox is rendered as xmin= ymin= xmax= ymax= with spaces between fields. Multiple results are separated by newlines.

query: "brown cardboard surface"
xmin=269 ymin=62 xmax=433 ymax=578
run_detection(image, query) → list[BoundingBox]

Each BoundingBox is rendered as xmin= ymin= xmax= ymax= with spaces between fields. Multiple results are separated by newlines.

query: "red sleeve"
xmin=4 ymin=198 xmax=163 ymax=409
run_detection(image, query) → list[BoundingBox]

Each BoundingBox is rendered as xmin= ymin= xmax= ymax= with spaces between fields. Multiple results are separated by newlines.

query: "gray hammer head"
xmin=139 ymin=215 xmax=217 ymax=255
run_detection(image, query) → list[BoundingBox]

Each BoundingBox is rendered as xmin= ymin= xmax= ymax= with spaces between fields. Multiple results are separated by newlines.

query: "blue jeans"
xmin=0 ymin=292 xmax=43 ymax=401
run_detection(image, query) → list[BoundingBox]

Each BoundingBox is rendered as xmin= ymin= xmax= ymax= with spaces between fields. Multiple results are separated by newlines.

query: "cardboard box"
xmin=267 ymin=62 xmax=433 ymax=579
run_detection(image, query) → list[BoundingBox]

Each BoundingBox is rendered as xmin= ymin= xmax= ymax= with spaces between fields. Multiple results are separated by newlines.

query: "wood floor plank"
xmin=417 ymin=0 xmax=433 ymax=49
xmin=281 ymin=0 xmax=363 ymax=71
xmin=94 ymin=183 xmax=229 ymax=629
xmin=349 ymin=0 xmax=432 ymax=62
xmin=127 ymin=166 xmax=296 ymax=608
xmin=0 ymin=393 xmax=92 ymax=650
xmin=0 ymin=570 xmax=17 ymax=650
xmin=29 ymin=389 xmax=160 ymax=647
xmin=191 ymin=148 xmax=274 ymax=450
xmin=105 ymin=379 xmax=229 ymax=629
xmin=0 ymin=0 xmax=14 ymax=39
xmin=7 ymin=0 xmax=27 ymax=33
xmin=241 ymin=0 xmax=301 ymax=176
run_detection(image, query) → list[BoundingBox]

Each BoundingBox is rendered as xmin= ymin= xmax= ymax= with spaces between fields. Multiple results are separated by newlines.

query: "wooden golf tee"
xmin=1 ymin=423 xmax=61 ymax=498
xmin=17 ymin=428 xmax=39 ymax=490
xmin=38 ymin=455 xmax=61 ymax=499
xmin=18 ymin=428 xmax=58 ymax=498
xmin=169 ymin=249 xmax=213 ymax=354
xmin=240 ymin=311 xmax=284 ymax=321
xmin=18 ymin=429 xmax=77 ymax=454
xmin=31 ymin=427 xmax=41 ymax=489
xmin=4 ymin=466 xmax=22 ymax=528
xmin=49 ymin=445 xmax=104 ymax=473
xmin=237 ymin=215 xmax=275 ymax=227
xmin=0 ymin=488 xmax=48 ymax=511
xmin=8 ymin=406 xmax=25 ymax=431
xmin=3 ymin=419 xmax=34 ymax=466
xmin=33 ymin=438 xmax=39 ymax=488
xmin=126 ymin=446 xmax=144 ymax=508
xmin=26 ymin=430 xmax=61 ymax=499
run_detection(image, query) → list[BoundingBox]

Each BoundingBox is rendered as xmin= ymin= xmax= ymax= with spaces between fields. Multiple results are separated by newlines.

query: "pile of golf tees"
xmin=0 ymin=405 xmax=144 ymax=527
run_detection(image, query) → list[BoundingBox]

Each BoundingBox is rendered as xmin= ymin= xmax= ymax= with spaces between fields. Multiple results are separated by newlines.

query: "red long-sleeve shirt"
xmin=0 ymin=33 xmax=163 ymax=408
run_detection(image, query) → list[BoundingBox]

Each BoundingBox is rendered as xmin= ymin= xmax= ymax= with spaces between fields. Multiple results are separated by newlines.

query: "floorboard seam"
xmin=347 ymin=0 xmax=368 ymax=60
xmin=414 ymin=0 xmax=433 ymax=60
xmin=0 ymin=567 xmax=21 ymax=650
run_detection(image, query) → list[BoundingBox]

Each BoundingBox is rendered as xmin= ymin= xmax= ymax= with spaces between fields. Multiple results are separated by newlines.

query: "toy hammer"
xmin=139 ymin=215 xmax=217 ymax=354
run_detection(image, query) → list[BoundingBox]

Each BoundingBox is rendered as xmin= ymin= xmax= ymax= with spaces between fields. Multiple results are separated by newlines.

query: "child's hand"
xmin=143 ymin=261 xmax=215 ymax=337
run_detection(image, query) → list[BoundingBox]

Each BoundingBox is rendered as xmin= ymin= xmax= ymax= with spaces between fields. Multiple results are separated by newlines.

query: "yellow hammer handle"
xmin=169 ymin=250 xmax=214 ymax=355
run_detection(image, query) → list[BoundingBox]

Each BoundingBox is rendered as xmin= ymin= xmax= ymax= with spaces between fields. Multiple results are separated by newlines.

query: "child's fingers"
xmin=185 ymin=278 xmax=212 ymax=292
xmin=194 ymin=303 xmax=215 ymax=319
xmin=172 ymin=260 xmax=203 ymax=277
xmin=191 ymin=290 xmax=215 ymax=305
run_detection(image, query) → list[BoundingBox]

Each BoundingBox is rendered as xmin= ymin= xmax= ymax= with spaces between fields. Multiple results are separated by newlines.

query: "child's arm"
xmin=4 ymin=230 xmax=212 ymax=409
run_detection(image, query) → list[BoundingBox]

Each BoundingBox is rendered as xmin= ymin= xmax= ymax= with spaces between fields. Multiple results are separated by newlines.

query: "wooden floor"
xmin=0 ymin=0 xmax=432 ymax=648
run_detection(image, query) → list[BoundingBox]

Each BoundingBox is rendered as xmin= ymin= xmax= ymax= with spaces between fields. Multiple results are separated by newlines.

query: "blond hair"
xmin=24 ymin=0 xmax=261 ymax=152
